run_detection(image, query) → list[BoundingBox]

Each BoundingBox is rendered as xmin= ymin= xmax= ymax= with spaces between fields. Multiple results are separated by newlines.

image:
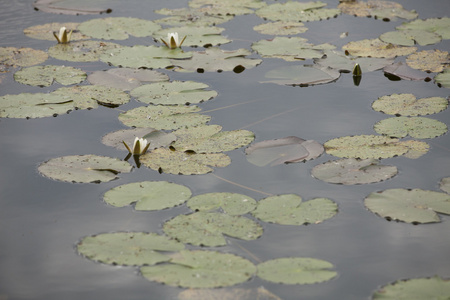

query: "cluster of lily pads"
xmin=2 ymin=0 xmax=450 ymax=297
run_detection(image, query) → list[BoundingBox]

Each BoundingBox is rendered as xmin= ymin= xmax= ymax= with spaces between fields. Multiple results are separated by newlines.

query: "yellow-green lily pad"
xmin=23 ymin=22 xmax=89 ymax=41
xmin=435 ymin=68 xmax=450 ymax=88
xmin=397 ymin=17 xmax=450 ymax=39
xmin=0 ymin=47 xmax=48 ymax=68
xmin=379 ymin=30 xmax=442 ymax=46
xmin=154 ymin=26 xmax=231 ymax=47
xmin=253 ymin=21 xmax=308 ymax=36
xmin=48 ymin=40 xmax=122 ymax=62
xmin=374 ymin=117 xmax=448 ymax=139
xmin=14 ymin=65 xmax=86 ymax=87
xmin=38 ymin=154 xmax=132 ymax=183
xmin=342 ymin=38 xmax=416 ymax=58
xmin=102 ymin=128 xmax=176 ymax=151
xmin=372 ymin=276 xmax=450 ymax=299
xmin=365 ymin=188 xmax=450 ymax=224
xmin=154 ymin=8 xmax=234 ymax=27
xmin=187 ymin=192 xmax=257 ymax=215
xmin=440 ymin=177 xmax=450 ymax=194
xmin=77 ymin=232 xmax=184 ymax=266
xmin=371 ymin=93 xmax=448 ymax=116
xmin=88 ymin=68 xmax=169 ymax=91
xmin=406 ymin=50 xmax=449 ymax=73
xmin=338 ymin=0 xmax=417 ymax=21
xmin=256 ymin=1 xmax=340 ymax=22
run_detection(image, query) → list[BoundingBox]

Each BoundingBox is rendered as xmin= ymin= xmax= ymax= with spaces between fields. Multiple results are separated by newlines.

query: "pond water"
xmin=0 ymin=0 xmax=449 ymax=299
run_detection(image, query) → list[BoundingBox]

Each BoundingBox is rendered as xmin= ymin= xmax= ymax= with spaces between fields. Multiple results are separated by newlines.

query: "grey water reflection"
xmin=1 ymin=0 xmax=450 ymax=300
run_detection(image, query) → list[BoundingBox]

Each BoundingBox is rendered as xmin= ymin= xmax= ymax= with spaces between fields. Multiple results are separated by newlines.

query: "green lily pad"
xmin=38 ymin=154 xmax=132 ymax=183
xmin=141 ymin=250 xmax=256 ymax=288
xmin=100 ymin=45 xmax=192 ymax=69
xmin=372 ymin=276 xmax=450 ymax=299
xmin=0 ymin=92 xmax=74 ymax=119
xmin=118 ymin=105 xmax=210 ymax=130
xmin=314 ymin=50 xmax=394 ymax=73
xmin=374 ymin=117 xmax=448 ymax=139
xmin=245 ymin=136 xmax=324 ymax=166
xmin=338 ymin=1 xmax=417 ymax=21
xmin=379 ymin=30 xmax=442 ymax=46
xmin=172 ymin=47 xmax=262 ymax=73
xmin=435 ymin=68 xmax=450 ymax=88
xmin=171 ymin=125 xmax=255 ymax=153
xmin=251 ymin=194 xmax=337 ymax=225
xmin=154 ymin=26 xmax=230 ymax=47
xmin=257 ymin=257 xmax=337 ymax=284
xmin=256 ymin=1 xmax=340 ymax=22
xmin=187 ymin=192 xmax=257 ymax=215
xmin=78 ymin=17 xmax=161 ymax=40
xmin=406 ymin=50 xmax=449 ymax=73
xmin=253 ymin=21 xmax=308 ymax=35
xmin=23 ymin=22 xmax=89 ymax=41
xmin=440 ymin=177 xmax=450 ymax=194
xmin=189 ymin=0 xmax=266 ymax=10
xmin=365 ymin=188 xmax=450 ymax=224
xmin=398 ymin=140 xmax=430 ymax=159
xmin=102 ymin=128 xmax=176 ymax=151
xmin=154 ymin=8 xmax=234 ymax=27
xmin=371 ymin=94 xmax=448 ymax=116
xmin=163 ymin=211 xmax=263 ymax=246
xmin=263 ymin=65 xmax=340 ymax=86
xmin=311 ymin=158 xmax=398 ymax=185
xmin=88 ymin=68 xmax=169 ymax=91
xmin=103 ymin=181 xmax=192 ymax=210
xmin=77 ymin=232 xmax=184 ymax=266
xmin=397 ymin=17 xmax=450 ymax=39
xmin=131 ymin=81 xmax=217 ymax=105
xmin=14 ymin=65 xmax=86 ymax=87
xmin=178 ymin=286 xmax=281 ymax=300
xmin=33 ymin=0 xmax=113 ymax=15
xmin=342 ymin=38 xmax=416 ymax=58
xmin=0 ymin=47 xmax=48 ymax=68
xmin=140 ymin=148 xmax=230 ymax=175
xmin=48 ymin=40 xmax=122 ymax=62
xmin=383 ymin=62 xmax=430 ymax=81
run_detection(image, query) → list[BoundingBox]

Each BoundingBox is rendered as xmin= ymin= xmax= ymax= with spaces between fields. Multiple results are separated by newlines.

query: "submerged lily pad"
xmin=263 ymin=65 xmax=340 ymax=86
xmin=38 ymin=154 xmax=132 ymax=183
xmin=78 ymin=17 xmax=161 ymax=40
xmin=257 ymin=257 xmax=337 ymax=285
xmin=365 ymin=188 xmax=450 ymax=224
xmin=0 ymin=47 xmax=48 ymax=67
xmin=77 ymin=232 xmax=184 ymax=266
xmin=187 ymin=192 xmax=257 ymax=215
xmin=188 ymin=0 xmax=265 ymax=15
xmin=397 ymin=17 xmax=450 ymax=39
xmin=48 ymin=40 xmax=122 ymax=62
xmin=33 ymin=0 xmax=113 ymax=15
xmin=140 ymin=148 xmax=230 ymax=175
xmin=406 ymin=50 xmax=449 ymax=73
xmin=314 ymin=50 xmax=394 ymax=73
xmin=372 ymin=276 xmax=450 ymax=299
xmin=14 ymin=65 xmax=86 ymax=87
xmin=435 ymin=68 xmax=450 ymax=88
xmin=141 ymin=250 xmax=256 ymax=288
xmin=171 ymin=125 xmax=255 ymax=153
xmin=163 ymin=211 xmax=263 ymax=246
xmin=379 ymin=30 xmax=442 ymax=46
xmin=154 ymin=26 xmax=230 ymax=47
xmin=371 ymin=94 xmax=448 ymax=116
xmin=374 ymin=117 xmax=448 ymax=139
xmin=118 ymin=105 xmax=210 ymax=130
xmin=154 ymin=8 xmax=234 ymax=27
xmin=311 ymin=158 xmax=398 ymax=185
xmin=253 ymin=21 xmax=308 ymax=36
xmin=131 ymin=81 xmax=217 ymax=105
xmin=338 ymin=0 xmax=417 ymax=21
xmin=102 ymin=128 xmax=176 ymax=151
xmin=383 ymin=62 xmax=430 ymax=81
xmin=256 ymin=1 xmax=340 ymax=22
xmin=103 ymin=181 xmax=192 ymax=210
xmin=23 ymin=22 xmax=89 ymax=41
xmin=252 ymin=194 xmax=337 ymax=225
xmin=440 ymin=177 xmax=450 ymax=194
xmin=88 ymin=68 xmax=169 ymax=91
xmin=342 ymin=38 xmax=416 ymax=58
xmin=245 ymin=136 xmax=324 ymax=166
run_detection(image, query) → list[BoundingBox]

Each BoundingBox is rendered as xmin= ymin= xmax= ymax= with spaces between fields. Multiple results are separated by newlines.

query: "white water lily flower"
xmin=161 ymin=32 xmax=186 ymax=49
xmin=123 ymin=137 xmax=150 ymax=155
xmin=53 ymin=27 xmax=73 ymax=44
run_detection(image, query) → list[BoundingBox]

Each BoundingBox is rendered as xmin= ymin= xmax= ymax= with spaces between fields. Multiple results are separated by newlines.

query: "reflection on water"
xmin=0 ymin=0 xmax=449 ymax=299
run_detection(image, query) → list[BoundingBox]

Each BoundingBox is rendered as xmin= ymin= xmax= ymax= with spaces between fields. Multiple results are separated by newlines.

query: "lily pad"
xmin=371 ymin=94 xmax=448 ymax=116
xmin=435 ymin=68 xmax=450 ymax=88
xmin=33 ymin=0 xmax=113 ymax=15
xmin=253 ymin=21 xmax=308 ymax=36
xmin=78 ymin=17 xmax=161 ymax=40
xmin=178 ymin=286 xmax=282 ymax=300
xmin=103 ymin=181 xmax=192 ymax=210
xmin=255 ymin=1 xmax=340 ymax=22
xmin=131 ymin=81 xmax=217 ymax=105
xmin=140 ymin=148 xmax=230 ymax=175
xmin=38 ymin=154 xmax=132 ymax=183
xmin=383 ymin=62 xmax=431 ymax=81
xmin=118 ymin=105 xmax=210 ymax=130
xmin=263 ymin=65 xmax=340 ymax=86
xmin=311 ymin=158 xmax=398 ymax=185
xmin=172 ymin=47 xmax=262 ymax=73
xmin=14 ymin=65 xmax=86 ymax=87
xmin=314 ymin=50 xmax=394 ymax=73
xmin=102 ymin=128 xmax=176 ymax=151
xmin=245 ymin=136 xmax=324 ymax=167
xmin=77 ymin=232 xmax=184 ymax=266
xmin=374 ymin=117 xmax=448 ymax=139
xmin=48 ymin=40 xmax=122 ymax=62
xmin=140 ymin=250 xmax=256 ymax=288
xmin=338 ymin=0 xmax=417 ymax=21
xmin=365 ymin=188 xmax=450 ymax=224
xmin=406 ymin=50 xmax=449 ymax=73
xmin=397 ymin=17 xmax=450 ymax=39
xmin=257 ymin=257 xmax=337 ymax=284
xmin=154 ymin=26 xmax=230 ymax=47
xmin=379 ymin=30 xmax=442 ymax=46
xmin=187 ymin=192 xmax=257 ymax=215
xmin=154 ymin=8 xmax=234 ymax=27
xmin=251 ymin=194 xmax=337 ymax=225
xmin=23 ymin=22 xmax=89 ymax=41
xmin=0 ymin=47 xmax=48 ymax=67
xmin=372 ymin=276 xmax=450 ymax=299
xmin=188 ymin=0 xmax=265 ymax=15
xmin=440 ymin=177 xmax=450 ymax=194
xmin=88 ymin=68 xmax=169 ymax=91
xmin=171 ymin=125 xmax=255 ymax=153
xmin=163 ymin=211 xmax=263 ymax=246
xmin=342 ymin=38 xmax=416 ymax=58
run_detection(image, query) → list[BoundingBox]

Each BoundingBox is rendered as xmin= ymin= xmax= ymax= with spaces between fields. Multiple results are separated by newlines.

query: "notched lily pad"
xmin=406 ymin=50 xmax=449 ymax=73
xmin=315 ymin=50 xmax=394 ymax=73
xmin=88 ymin=68 xmax=169 ymax=91
xmin=188 ymin=0 xmax=265 ymax=16
xmin=372 ymin=276 xmax=450 ymax=299
xmin=48 ymin=40 xmax=122 ymax=62
xmin=251 ymin=194 xmax=337 ymax=225
xmin=33 ymin=0 xmax=113 ymax=15
xmin=154 ymin=26 xmax=230 ymax=47
xmin=371 ymin=93 xmax=448 ymax=116
xmin=245 ymin=136 xmax=323 ymax=166
xmin=103 ymin=181 xmax=192 ymax=210
xmin=187 ymin=192 xmax=257 ymax=215
xmin=154 ymin=8 xmax=234 ymax=27
xmin=257 ymin=257 xmax=337 ymax=285
xmin=38 ymin=154 xmax=132 ymax=183
xmin=435 ymin=68 xmax=450 ymax=88
xmin=379 ymin=30 xmax=441 ymax=46
xmin=77 ymin=232 xmax=184 ymax=266
xmin=311 ymin=158 xmax=397 ymax=185
xmin=374 ymin=116 xmax=447 ymax=139
xmin=256 ymin=1 xmax=340 ymax=22
xmin=178 ymin=286 xmax=282 ymax=300
xmin=365 ymin=188 xmax=450 ymax=224
xmin=102 ymin=128 xmax=176 ymax=151
xmin=342 ymin=38 xmax=416 ymax=58
xmin=163 ymin=211 xmax=263 ymax=246
xmin=440 ymin=177 xmax=450 ymax=194
xmin=14 ymin=65 xmax=86 ymax=87
xmin=397 ymin=17 xmax=450 ymax=39
xmin=263 ymin=65 xmax=340 ymax=86
xmin=253 ymin=21 xmax=308 ymax=36
xmin=23 ymin=22 xmax=89 ymax=41
xmin=0 ymin=47 xmax=48 ymax=68
xmin=338 ymin=0 xmax=417 ymax=21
